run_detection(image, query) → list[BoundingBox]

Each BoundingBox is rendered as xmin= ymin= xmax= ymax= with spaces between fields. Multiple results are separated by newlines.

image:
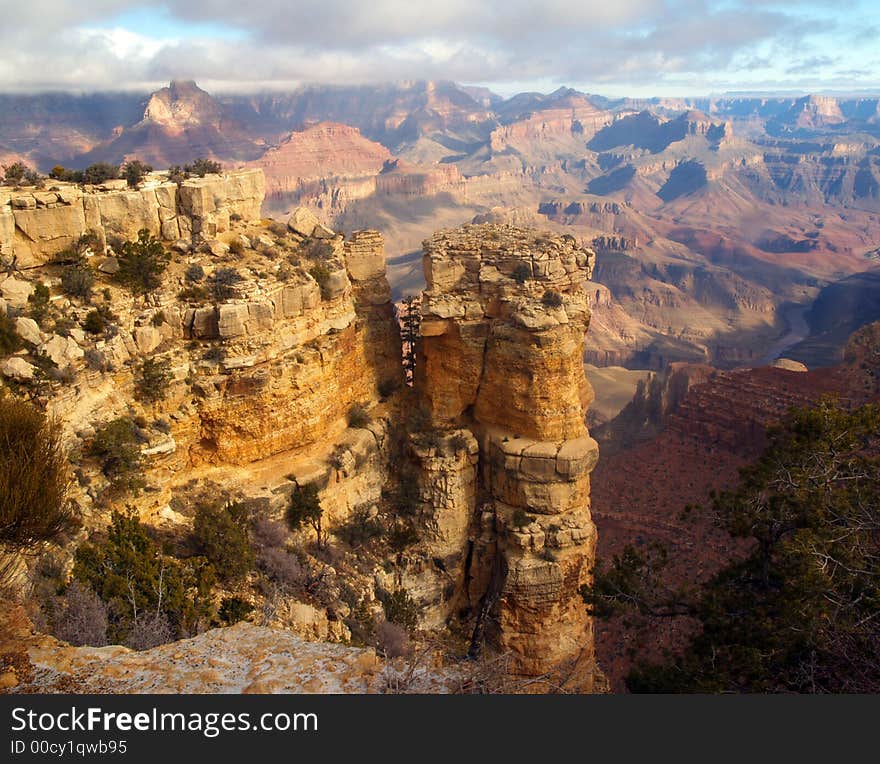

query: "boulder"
xmin=232 ymin=234 xmax=252 ymax=252
xmin=250 ymin=234 xmax=275 ymax=250
xmin=11 ymin=204 xmax=88 ymax=265
xmin=96 ymin=190 xmax=161 ymax=239
xmin=11 ymin=195 xmax=36 ymax=210
xmin=134 ymin=326 xmax=163 ymax=355
xmin=0 ymin=277 xmax=33 ymax=308
xmin=287 ymin=207 xmax=320 ymax=238
xmin=207 ymin=239 xmax=229 ymax=257
xmin=313 ymin=224 xmax=337 ymax=239
xmin=14 ymin=317 xmax=42 ymax=346
xmin=40 ymin=335 xmax=84 ymax=366
xmin=94 ymin=256 xmax=119 ymax=275
xmin=1 ymin=356 xmax=37 ymax=381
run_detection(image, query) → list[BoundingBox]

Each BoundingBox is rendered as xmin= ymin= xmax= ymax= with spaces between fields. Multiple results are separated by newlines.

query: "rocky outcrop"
xmin=0 ymin=603 xmax=450 ymax=694
xmin=167 ymin=227 xmax=399 ymax=467
xmin=0 ymin=169 xmax=265 ymax=266
xmin=414 ymin=224 xmax=602 ymax=688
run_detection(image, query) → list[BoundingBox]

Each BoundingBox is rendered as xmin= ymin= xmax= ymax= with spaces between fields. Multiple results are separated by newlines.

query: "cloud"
xmin=0 ymin=0 xmax=877 ymax=94
xmin=786 ymin=56 xmax=839 ymax=75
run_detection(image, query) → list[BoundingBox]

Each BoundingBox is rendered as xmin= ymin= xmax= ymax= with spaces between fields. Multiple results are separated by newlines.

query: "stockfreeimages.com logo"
xmin=10 ymin=706 xmax=318 ymax=739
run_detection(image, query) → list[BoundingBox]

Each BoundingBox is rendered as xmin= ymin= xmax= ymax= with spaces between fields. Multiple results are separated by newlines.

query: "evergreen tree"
xmin=584 ymin=399 xmax=880 ymax=693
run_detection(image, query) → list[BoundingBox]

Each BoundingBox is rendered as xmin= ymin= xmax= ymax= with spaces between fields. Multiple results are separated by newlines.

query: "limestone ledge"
xmin=0 ymin=169 xmax=265 ymax=266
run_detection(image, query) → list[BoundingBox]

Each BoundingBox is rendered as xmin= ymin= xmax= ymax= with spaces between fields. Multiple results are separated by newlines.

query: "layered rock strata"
xmin=415 ymin=224 xmax=601 ymax=688
xmin=180 ymin=231 xmax=399 ymax=467
xmin=0 ymin=169 xmax=265 ymax=266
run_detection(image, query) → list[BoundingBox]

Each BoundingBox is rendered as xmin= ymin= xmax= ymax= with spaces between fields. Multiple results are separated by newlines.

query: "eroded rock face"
xmin=175 ymin=231 xmax=400 ymax=467
xmin=415 ymin=224 xmax=601 ymax=689
xmin=0 ymin=169 xmax=265 ymax=266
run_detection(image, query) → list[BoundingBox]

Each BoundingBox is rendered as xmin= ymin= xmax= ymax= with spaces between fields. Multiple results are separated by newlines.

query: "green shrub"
xmin=267 ymin=221 xmax=288 ymax=237
xmin=166 ymin=166 xmax=186 ymax=185
xmin=228 ymin=238 xmax=246 ymax=255
xmin=28 ymin=283 xmax=51 ymax=325
xmin=541 ymin=289 xmax=564 ymax=308
xmin=87 ymin=418 xmax=145 ymax=494
xmin=512 ymin=263 xmax=531 ymax=284
xmin=60 ymin=265 xmax=95 ymax=302
xmin=2 ymin=161 xmax=30 ymax=185
xmin=185 ymin=264 xmax=205 ymax=282
xmin=135 ymin=358 xmax=172 ymax=403
xmin=286 ymin=483 xmax=324 ymax=545
xmin=185 ymin=158 xmax=221 ymax=177
xmin=381 ymin=589 xmax=420 ymax=632
xmin=122 ymin=160 xmax=152 ymax=188
xmin=309 ymin=264 xmax=331 ymax=297
xmin=73 ymin=511 xmax=215 ymax=644
xmin=81 ymin=163 xmax=120 ymax=185
xmin=2 ymin=162 xmax=42 ymax=187
xmin=82 ymin=305 xmax=115 ymax=335
xmin=52 ymin=316 xmax=76 ymax=338
xmin=218 ymin=596 xmax=253 ymax=625
xmin=178 ymin=285 xmax=209 ymax=301
xmin=0 ymin=396 xmax=78 ymax=587
xmin=209 ymin=267 xmax=243 ymax=301
xmin=114 ymin=230 xmax=170 ymax=296
xmin=192 ymin=501 xmax=255 ymax=583
xmin=387 ymin=522 xmax=419 ymax=551
xmin=75 ymin=232 xmax=102 ymax=256
xmin=0 ymin=314 xmax=22 ymax=354
xmin=347 ymin=403 xmax=371 ymax=429
xmin=335 ymin=505 xmax=384 ymax=548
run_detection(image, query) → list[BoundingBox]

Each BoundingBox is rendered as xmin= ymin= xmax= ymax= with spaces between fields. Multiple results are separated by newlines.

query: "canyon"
xmin=4 ymin=81 xmax=880 ymax=373
xmin=3 ymin=78 xmax=880 ymax=695
xmin=0 ymin=173 xmax=604 ymax=693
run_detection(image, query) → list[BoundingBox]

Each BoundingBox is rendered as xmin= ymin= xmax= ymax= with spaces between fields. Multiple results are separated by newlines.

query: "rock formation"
xmin=0 ymin=208 xmax=605 ymax=693
xmin=0 ymin=602 xmax=451 ymax=694
xmin=414 ymin=224 xmax=602 ymax=688
xmin=0 ymin=169 xmax=265 ymax=266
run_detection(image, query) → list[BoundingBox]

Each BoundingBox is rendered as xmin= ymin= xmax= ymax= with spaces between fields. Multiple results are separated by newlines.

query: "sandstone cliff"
xmin=0 ymin=169 xmax=265 ymax=267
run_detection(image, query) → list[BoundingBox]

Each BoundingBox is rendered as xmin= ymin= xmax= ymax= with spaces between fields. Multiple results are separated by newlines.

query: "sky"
xmin=0 ymin=0 xmax=877 ymax=97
